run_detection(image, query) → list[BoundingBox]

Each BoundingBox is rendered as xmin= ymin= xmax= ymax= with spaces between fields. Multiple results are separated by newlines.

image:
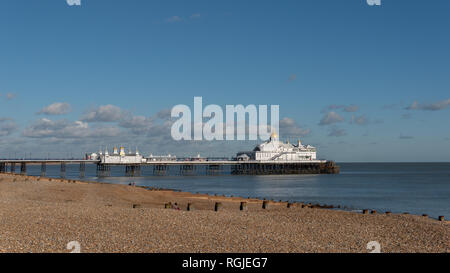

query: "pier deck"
xmin=0 ymin=159 xmax=340 ymax=176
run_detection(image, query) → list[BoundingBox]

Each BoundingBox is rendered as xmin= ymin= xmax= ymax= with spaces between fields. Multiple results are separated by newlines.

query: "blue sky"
xmin=0 ymin=0 xmax=449 ymax=161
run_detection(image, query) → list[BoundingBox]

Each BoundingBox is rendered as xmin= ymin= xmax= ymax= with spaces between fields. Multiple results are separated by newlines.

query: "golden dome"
xmin=271 ymin=131 xmax=278 ymax=140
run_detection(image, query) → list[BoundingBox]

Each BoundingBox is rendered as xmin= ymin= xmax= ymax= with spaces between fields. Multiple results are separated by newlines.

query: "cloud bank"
xmin=405 ymin=99 xmax=450 ymax=111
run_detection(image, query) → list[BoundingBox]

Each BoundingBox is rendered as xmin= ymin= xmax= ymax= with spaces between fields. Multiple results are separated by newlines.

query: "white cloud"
xmin=38 ymin=102 xmax=72 ymax=115
xmin=322 ymin=104 xmax=359 ymax=113
xmin=81 ymin=105 xmax=126 ymax=122
xmin=328 ymin=126 xmax=346 ymax=137
xmin=0 ymin=118 xmax=17 ymax=136
xmin=279 ymin=117 xmax=310 ymax=137
xmin=166 ymin=16 xmax=183 ymax=23
xmin=406 ymin=99 xmax=450 ymax=111
xmin=343 ymin=104 xmax=359 ymax=112
xmin=119 ymin=116 xmax=154 ymax=135
xmin=156 ymin=109 xmax=171 ymax=120
xmin=350 ymin=114 xmax=368 ymax=125
xmin=66 ymin=0 xmax=81 ymax=6
xmin=4 ymin=93 xmax=16 ymax=100
xmin=23 ymin=118 xmax=120 ymax=139
xmin=319 ymin=112 xmax=344 ymax=126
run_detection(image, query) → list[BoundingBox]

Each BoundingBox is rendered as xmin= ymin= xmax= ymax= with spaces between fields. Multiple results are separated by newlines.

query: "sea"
xmin=24 ymin=162 xmax=450 ymax=219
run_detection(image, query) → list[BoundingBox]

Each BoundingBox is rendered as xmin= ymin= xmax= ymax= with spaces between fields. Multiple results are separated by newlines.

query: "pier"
xmin=0 ymin=160 xmax=99 ymax=178
xmin=0 ymin=159 xmax=340 ymax=177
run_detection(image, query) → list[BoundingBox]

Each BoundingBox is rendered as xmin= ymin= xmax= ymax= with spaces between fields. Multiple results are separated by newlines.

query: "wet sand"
xmin=0 ymin=173 xmax=448 ymax=253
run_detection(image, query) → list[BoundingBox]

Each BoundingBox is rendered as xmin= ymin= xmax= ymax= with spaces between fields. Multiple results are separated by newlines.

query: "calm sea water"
xmin=24 ymin=163 xmax=450 ymax=219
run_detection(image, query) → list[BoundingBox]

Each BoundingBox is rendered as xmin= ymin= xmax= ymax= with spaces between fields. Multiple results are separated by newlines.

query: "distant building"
xmin=96 ymin=146 xmax=146 ymax=164
xmin=236 ymin=132 xmax=317 ymax=161
xmin=147 ymin=153 xmax=177 ymax=162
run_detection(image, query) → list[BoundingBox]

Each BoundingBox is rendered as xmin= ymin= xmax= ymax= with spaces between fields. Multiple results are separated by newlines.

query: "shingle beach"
xmin=0 ymin=173 xmax=448 ymax=253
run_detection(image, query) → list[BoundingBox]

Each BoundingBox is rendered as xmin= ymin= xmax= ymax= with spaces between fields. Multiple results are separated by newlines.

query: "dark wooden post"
xmin=214 ymin=202 xmax=222 ymax=212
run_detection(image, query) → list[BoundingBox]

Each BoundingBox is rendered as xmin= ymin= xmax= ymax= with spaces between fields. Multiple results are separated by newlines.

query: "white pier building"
xmin=236 ymin=132 xmax=317 ymax=162
xmin=92 ymin=146 xmax=146 ymax=164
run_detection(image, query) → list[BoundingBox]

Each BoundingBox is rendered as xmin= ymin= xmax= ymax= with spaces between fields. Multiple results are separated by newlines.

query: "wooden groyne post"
xmin=240 ymin=202 xmax=247 ymax=211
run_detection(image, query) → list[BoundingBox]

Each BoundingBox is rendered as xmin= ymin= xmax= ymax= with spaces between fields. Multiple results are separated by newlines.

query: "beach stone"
xmin=1 ymin=173 xmax=449 ymax=253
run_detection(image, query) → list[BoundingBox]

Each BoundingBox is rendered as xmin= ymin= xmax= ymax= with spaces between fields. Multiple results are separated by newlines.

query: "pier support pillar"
xmin=20 ymin=163 xmax=27 ymax=175
xmin=180 ymin=165 xmax=195 ymax=175
xmin=206 ymin=164 xmax=222 ymax=175
xmin=10 ymin=163 xmax=15 ymax=174
xmin=126 ymin=165 xmax=141 ymax=177
xmin=153 ymin=165 xmax=169 ymax=176
xmin=60 ymin=162 xmax=66 ymax=178
xmin=0 ymin=163 xmax=6 ymax=173
xmin=96 ymin=164 xmax=110 ymax=177
xmin=41 ymin=163 xmax=46 ymax=177
xmin=79 ymin=162 xmax=85 ymax=178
